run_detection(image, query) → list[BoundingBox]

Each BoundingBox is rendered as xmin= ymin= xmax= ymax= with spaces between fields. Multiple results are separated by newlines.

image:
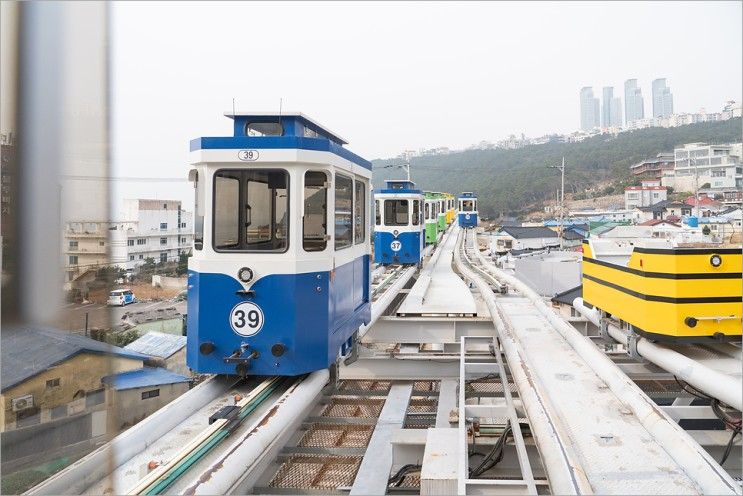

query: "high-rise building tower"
xmin=610 ymin=97 xmax=623 ymax=127
xmin=652 ymin=78 xmax=674 ymax=118
xmin=580 ymin=87 xmax=600 ymax=131
xmin=624 ymin=79 xmax=645 ymax=126
xmin=602 ymin=87 xmax=614 ymax=128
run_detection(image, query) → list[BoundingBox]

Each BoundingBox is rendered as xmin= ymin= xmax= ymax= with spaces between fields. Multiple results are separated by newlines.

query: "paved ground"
xmin=60 ymin=299 xmax=187 ymax=332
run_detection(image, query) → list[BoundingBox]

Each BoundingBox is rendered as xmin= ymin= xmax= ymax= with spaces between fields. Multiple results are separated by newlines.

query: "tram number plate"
xmin=230 ymin=302 xmax=264 ymax=336
xmin=238 ymin=150 xmax=259 ymax=161
xmin=390 ymin=240 xmax=402 ymax=252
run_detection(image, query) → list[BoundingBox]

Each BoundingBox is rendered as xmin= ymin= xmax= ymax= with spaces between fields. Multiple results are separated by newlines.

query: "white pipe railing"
xmin=573 ymin=297 xmax=743 ymax=411
xmin=453 ymin=230 xmax=591 ymax=495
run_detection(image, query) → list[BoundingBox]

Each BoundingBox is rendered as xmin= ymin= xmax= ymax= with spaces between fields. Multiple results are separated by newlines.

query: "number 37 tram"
xmin=187 ymin=112 xmax=372 ymax=376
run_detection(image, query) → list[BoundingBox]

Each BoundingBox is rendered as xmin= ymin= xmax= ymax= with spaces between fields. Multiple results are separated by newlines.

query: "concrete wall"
xmin=1 ymin=353 xmax=142 ymax=432
xmin=152 ymin=275 xmax=187 ymax=290
xmin=132 ymin=317 xmax=184 ymax=337
xmin=165 ymin=348 xmax=189 ymax=376
xmin=109 ymin=381 xmax=190 ymax=430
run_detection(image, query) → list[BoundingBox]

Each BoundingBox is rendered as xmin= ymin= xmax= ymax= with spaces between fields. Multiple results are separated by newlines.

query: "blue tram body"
xmin=458 ymin=192 xmax=478 ymax=228
xmin=186 ymin=112 xmax=372 ymax=376
xmin=373 ymin=180 xmax=424 ymax=265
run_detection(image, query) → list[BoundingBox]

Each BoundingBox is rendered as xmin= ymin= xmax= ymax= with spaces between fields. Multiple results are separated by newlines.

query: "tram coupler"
xmin=224 ymin=343 xmax=259 ymax=375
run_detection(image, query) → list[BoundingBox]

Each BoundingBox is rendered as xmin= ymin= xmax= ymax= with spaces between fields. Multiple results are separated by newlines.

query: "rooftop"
xmin=551 ymin=285 xmax=582 ymax=306
xmin=124 ymin=331 xmax=187 ymax=359
xmin=499 ymin=226 xmax=558 ymax=239
xmin=1 ymin=326 xmax=147 ymax=392
xmin=102 ymin=367 xmax=191 ymax=391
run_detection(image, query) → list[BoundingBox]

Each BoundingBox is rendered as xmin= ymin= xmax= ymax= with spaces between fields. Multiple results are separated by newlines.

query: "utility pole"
xmin=692 ymin=156 xmax=699 ymax=219
xmin=549 ymin=157 xmax=566 ymax=249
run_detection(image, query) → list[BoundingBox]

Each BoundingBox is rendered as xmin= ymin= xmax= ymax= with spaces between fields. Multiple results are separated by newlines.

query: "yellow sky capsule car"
xmin=582 ymin=239 xmax=742 ymax=342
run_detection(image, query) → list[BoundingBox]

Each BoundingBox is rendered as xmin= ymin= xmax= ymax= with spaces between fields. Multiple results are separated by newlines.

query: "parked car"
xmin=108 ymin=289 xmax=136 ymax=306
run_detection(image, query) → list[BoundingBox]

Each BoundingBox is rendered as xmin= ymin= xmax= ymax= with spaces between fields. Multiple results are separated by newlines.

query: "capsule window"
xmin=412 ymin=200 xmax=420 ymax=226
xmin=303 ymin=171 xmax=328 ymax=252
xmin=213 ymin=169 xmax=289 ymax=252
xmin=354 ymin=181 xmax=366 ymax=244
xmin=245 ymin=122 xmax=283 ymax=137
xmin=335 ymin=174 xmax=354 ymax=250
xmin=384 ymin=199 xmax=409 ymax=227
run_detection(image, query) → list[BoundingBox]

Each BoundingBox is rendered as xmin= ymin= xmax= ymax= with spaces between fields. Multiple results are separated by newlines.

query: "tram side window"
xmin=214 ymin=173 xmax=240 ymax=249
xmin=190 ymin=169 xmax=204 ymax=250
xmin=335 ymin=174 xmax=353 ymax=250
xmin=384 ymin=199 xmax=409 ymax=226
xmin=354 ymin=181 xmax=365 ymax=244
xmin=213 ymin=169 xmax=289 ymax=252
xmin=425 ymin=202 xmax=430 ymax=220
xmin=412 ymin=200 xmax=420 ymax=225
xmin=303 ymin=171 xmax=327 ymax=252
xmin=375 ymin=200 xmax=381 ymax=226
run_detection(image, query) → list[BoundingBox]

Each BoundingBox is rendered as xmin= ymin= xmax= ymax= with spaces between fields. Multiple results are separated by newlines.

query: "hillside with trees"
xmin=371 ymin=118 xmax=742 ymax=218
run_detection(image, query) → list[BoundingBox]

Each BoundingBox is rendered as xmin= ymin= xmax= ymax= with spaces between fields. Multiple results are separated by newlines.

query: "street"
xmin=60 ymin=299 xmax=187 ymax=333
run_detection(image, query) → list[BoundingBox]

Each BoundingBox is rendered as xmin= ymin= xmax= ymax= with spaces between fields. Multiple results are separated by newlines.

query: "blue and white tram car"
xmin=374 ymin=180 xmax=424 ymax=265
xmin=457 ymin=192 xmax=478 ymax=228
xmin=187 ymin=112 xmax=372 ymax=376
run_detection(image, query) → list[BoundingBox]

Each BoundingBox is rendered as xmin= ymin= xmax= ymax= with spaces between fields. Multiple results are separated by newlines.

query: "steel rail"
xmin=469 ymin=231 xmax=739 ymax=495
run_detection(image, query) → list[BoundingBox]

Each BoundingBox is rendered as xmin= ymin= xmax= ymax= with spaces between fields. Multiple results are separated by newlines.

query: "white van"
xmin=107 ymin=289 xmax=136 ymax=306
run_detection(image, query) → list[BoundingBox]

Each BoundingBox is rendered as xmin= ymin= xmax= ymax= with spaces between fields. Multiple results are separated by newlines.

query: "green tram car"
xmin=424 ymin=191 xmax=443 ymax=244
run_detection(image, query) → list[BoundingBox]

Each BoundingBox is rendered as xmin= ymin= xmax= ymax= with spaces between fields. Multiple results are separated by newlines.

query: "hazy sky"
xmin=111 ymin=1 xmax=742 ymax=212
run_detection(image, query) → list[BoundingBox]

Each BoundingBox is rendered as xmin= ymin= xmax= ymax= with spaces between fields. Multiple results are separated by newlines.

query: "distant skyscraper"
xmin=580 ymin=87 xmax=600 ymax=131
xmin=652 ymin=78 xmax=674 ymax=118
xmin=602 ymin=87 xmax=614 ymax=128
xmin=610 ymin=97 xmax=623 ymax=127
xmin=624 ymin=79 xmax=645 ymax=125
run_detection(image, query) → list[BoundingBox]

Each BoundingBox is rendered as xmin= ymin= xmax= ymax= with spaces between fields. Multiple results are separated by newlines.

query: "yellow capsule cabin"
xmin=582 ymin=238 xmax=742 ymax=342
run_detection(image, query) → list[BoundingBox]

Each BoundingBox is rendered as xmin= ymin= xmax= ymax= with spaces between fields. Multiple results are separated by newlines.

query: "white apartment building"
xmin=112 ymin=199 xmax=193 ymax=270
xmin=663 ymin=142 xmax=743 ymax=192
xmin=624 ymin=180 xmax=668 ymax=209
xmin=64 ymin=200 xmax=193 ymax=283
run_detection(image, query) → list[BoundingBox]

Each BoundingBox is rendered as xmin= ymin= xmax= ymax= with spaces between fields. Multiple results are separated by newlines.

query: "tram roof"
xmin=190 ymin=112 xmax=372 ymax=170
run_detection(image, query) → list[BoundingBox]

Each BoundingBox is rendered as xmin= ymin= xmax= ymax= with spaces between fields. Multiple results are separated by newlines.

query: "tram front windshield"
xmin=213 ymin=169 xmax=289 ymax=252
xmin=462 ymin=200 xmax=475 ymax=212
xmin=384 ymin=199 xmax=409 ymax=226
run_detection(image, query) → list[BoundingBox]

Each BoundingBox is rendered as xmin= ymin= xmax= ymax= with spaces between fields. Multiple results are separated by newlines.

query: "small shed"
xmin=125 ymin=331 xmax=188 ymax=375
xmin=102 ymin=367 xmax=191 ymax=430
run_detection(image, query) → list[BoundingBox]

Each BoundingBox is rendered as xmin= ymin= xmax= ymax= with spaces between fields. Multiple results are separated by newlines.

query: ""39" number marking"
xmin=229 ymin=302 xmax=264 ymax=336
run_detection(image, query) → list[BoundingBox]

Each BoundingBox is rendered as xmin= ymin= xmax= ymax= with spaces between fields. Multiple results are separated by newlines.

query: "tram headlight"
xmin=393 ymin=230 xmax=399 ymax=237
xmin=238 ymin=267 xmax=254 ymax=283
xmin=710 ymin=254 xmax=722 ymax=268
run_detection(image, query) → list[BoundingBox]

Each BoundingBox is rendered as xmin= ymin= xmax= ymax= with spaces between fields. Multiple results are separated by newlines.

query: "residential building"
xmin=567 ymin=208 xmax=635 ymax=222
xmin=624 ymin=180 xmax=668 ymax=209
xmin=0 ymin=327 xmax=146 ymax=433
xmin=64 ymin=199 xmax=194 ymax=285
xmin=652 ymin=78 xmax=673 ymax=118
xmin=668 ymin=142 xmax=743 ymax=192
xmin=602 ymin=87 xmax=613 ymax=128
xmin=610 ymin=97 xmax=622 ymax=127
xmin=580 ymin=87 xmax=600 ymax=131
xmin=630 ymin=153 xmax=675 ymax=178
xmin=624 ymin=79 xmax=645 ymax=125
xmin=101 ymin=368 xmax=191 ymax=431
xmin=491 ymin=226 xmax=559 ymax=254
xmin=633 ymin=200 xmax=691 ymax=222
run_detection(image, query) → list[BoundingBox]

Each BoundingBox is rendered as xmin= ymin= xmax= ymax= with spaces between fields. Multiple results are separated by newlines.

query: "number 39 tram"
xmin=187 ymin=112 xmax=372 ymax=376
